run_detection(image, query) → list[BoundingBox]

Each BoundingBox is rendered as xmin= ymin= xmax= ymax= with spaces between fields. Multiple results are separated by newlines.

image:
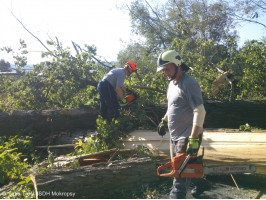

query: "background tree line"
xmin=0 ymin=0 xmax=265 ymax=112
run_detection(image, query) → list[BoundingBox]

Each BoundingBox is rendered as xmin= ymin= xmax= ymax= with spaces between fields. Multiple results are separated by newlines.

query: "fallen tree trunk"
xmin=35 ymin=157 xmax=158 ymax=199
xmin=0 ymin=157 xmax=158 ymax=199
xmin=0 ymin=101 xmax=265 ymax=138
xmin=0 ymin=107 xmax=98 ymax=137
xmin=203 ymin=100 xmax=266 ymax=129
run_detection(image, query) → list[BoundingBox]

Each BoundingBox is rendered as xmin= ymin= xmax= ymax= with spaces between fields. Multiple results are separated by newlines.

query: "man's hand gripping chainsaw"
xmin=120 ymin=88 xmax=139 ymax=107
xmin=157 ymin=149 xmax=204 ymax=178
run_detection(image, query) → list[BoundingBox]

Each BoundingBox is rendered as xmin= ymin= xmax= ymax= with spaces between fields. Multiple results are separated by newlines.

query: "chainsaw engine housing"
xmin=157 ymin=153 xmax=204 ymax=178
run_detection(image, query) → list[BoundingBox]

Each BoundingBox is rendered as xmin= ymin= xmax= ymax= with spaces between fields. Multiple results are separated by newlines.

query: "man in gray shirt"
xmin=157 ymin=50 xmax=207 ymax=198
xmin=97 ymin=61 xmax=137 ymax=121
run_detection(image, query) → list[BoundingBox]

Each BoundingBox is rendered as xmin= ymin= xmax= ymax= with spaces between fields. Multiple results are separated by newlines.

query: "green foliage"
xmin=95 ymin=116 xmax=125 ymax=150
xmin=0 ymin=135 xmax=43 ymax=198
xmin=170 ymin=39 xmax=219 ymax=99
xmin=73 ymin=116 xmax=127 ymax=155
xmin=239 ymin=123 xmax=262 ymax=131
xmin=5 ymin=176 xmax=35 ymax=199
xmin=47 ymin=146 xmax=55 ymax=167
xmin=143 ymin=187 xmax=160 ymax=199
xmin=117 ymin=43 xmax=158 ymax=74
xmin=0 ymin=136 xmax=30 ymax=186
xmin=1 ymin=39 xmax=28 ymax=72
xmin=120 ymin=0 xmax=266 ymax=102
xmin=72 ymin=101 xmax=162 ymax=156
xmin=239 ymin=123 xmax=252 ymax=131
xmin=72 ymin=138 xmax=98 ymax=155
xmin=0 ymin=41 xmax=102 ymax=111
xmin=135 ymin=145 xmax=157 ymax=160
xmin=236 ymin=41 xmax=266 ymax=100
xmin=125 ymin=72 xmax=168 ymax=104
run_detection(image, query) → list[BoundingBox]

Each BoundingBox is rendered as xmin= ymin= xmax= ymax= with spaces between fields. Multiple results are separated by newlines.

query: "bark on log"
xmin=34 ymin=157 xmax=158 ymax=199
xmin=0 ymin=157 xmax=158 ymax=199
xmin=0 ymin=107 xmax=98 ymax=137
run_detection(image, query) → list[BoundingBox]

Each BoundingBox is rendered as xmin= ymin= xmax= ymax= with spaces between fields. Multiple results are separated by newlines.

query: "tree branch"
xmin=126 ymin=4 xmax=167 ymax=49
xmin=131 ymin=85 xmax=166 ymax=94
xmin=71 ymin=41 xmax=113 ymax=69
xmin=234 ymin=13 xmax=266 ymax=29
xmin=10 ymin=11 xmax=53 ymax=53
xmin=72 ymin=41 xmax=80 ymax=55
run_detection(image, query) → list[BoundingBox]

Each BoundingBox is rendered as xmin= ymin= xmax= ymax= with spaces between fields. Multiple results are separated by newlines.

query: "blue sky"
xmin=237 ymin=21 xmax=265 ymax=47
xmin=0 ymin=0 xmax=265 ymax=65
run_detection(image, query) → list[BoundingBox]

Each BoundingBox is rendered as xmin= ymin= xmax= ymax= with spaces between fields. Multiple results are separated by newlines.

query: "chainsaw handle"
xmin=157 ymin=161 xmax=178 ymax=177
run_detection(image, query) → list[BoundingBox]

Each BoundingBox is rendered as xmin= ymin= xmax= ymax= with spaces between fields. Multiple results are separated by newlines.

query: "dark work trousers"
xmin=169 ymin=134 xmax=203 ymax=199
xmin=97 ymin=80 xmax=119 ymax=121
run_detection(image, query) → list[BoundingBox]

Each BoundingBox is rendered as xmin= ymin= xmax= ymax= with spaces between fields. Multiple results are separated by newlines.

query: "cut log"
xmin=0 ymin=108 xmax=98 ymax=138
xmin=122 ymin=129 xmax=266 ymax=175
xmin=35 ymin=157 xmax=158 ymax=199
xmin=0 ymin=157 xmax=158 ymax=199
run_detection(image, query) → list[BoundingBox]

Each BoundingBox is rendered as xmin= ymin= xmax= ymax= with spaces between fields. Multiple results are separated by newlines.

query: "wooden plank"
xmin=122 ymin=129 xmax=266 ymax=175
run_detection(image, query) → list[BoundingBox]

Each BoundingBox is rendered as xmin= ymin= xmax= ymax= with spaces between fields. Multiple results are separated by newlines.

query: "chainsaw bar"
xmin=204 ymin=164 xmax=256 ymax=175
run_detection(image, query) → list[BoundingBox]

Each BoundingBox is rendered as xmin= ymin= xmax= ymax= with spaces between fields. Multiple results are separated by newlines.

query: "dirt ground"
xmin=186 ymin=183 xmax=264 ymax=199
xmin=160 ymin=174 xmax=266 ymax=199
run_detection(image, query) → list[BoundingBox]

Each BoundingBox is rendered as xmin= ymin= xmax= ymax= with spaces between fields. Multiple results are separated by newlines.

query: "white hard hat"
xmin=157 ymin=50 xmax=183 ymax=72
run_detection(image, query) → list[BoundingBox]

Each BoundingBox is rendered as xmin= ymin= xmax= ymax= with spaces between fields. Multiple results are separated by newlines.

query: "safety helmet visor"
xmin=157 ymin=54 xmax=171 ymax=72
xmin=157 ymin=65 xmax=166 ymax=72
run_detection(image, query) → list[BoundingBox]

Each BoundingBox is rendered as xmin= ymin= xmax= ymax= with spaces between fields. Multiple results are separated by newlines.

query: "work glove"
xmin=157 ymin=118 xmax=167 ymax=137
xmin=186 ymin=137 xmax=200 ymax=156
xmin=121 ymin=98 xmax=127 ymax=104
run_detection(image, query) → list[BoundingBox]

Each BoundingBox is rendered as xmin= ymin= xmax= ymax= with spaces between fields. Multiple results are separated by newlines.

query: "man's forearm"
xmin=191 ymin=104 xmax=206 ymax=138
xmin=191 ymin=125 xmax=202 ymax=138
xmin=163 ymin=112 xmax=168 ymax=121
xmin=115 ymin=87 xmax=124 ymax=100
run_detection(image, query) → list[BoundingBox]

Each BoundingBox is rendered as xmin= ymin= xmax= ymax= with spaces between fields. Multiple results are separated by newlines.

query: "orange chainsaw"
xmin=157 ymin=152 xmax=204 ymax=178
xmin=120 ymin=88 xmax=139 ymax=107
xmin=157 ymin=148 xmax=256 ymax=178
